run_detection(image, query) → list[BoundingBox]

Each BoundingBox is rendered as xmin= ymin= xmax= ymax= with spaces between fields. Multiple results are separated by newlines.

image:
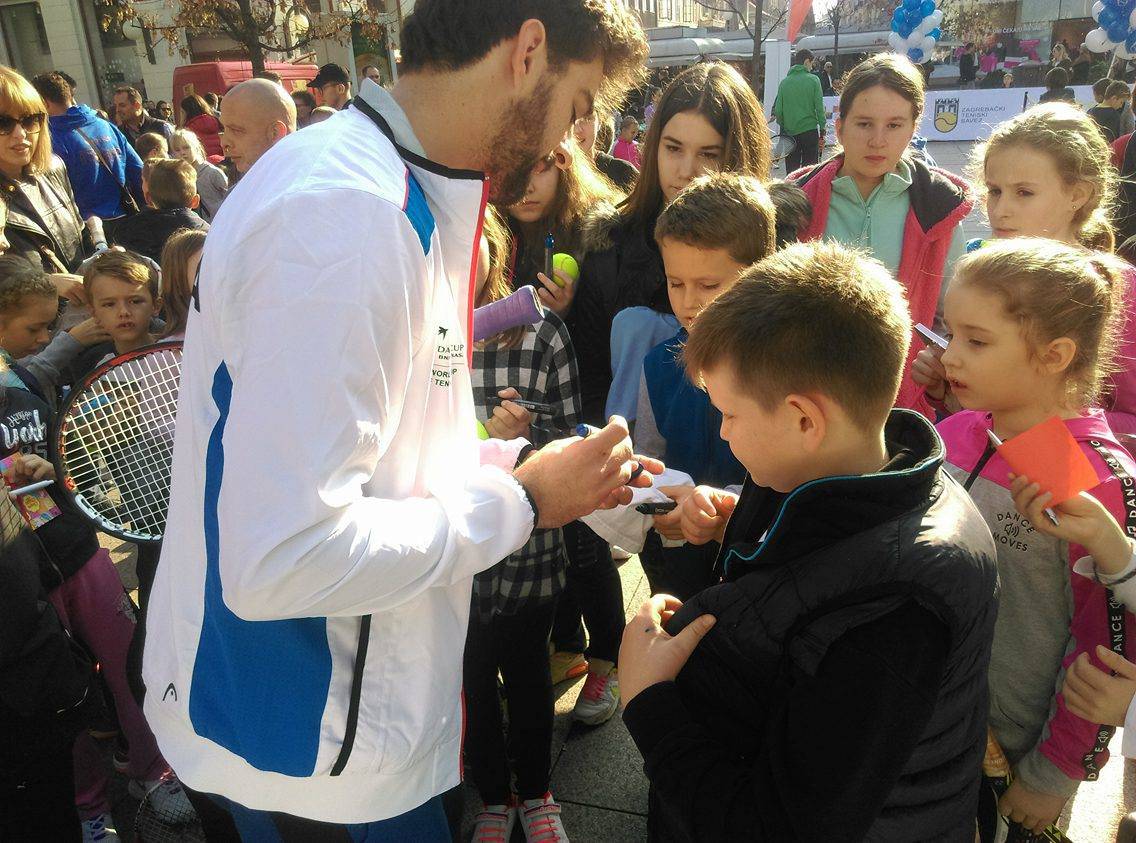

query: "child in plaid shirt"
xmin=465 ymin=208 xmax=582 ymax=842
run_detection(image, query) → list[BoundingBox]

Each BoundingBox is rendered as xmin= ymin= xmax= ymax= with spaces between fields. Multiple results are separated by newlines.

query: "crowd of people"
xmin=3 ymin=1 xmax=1136 ymax=842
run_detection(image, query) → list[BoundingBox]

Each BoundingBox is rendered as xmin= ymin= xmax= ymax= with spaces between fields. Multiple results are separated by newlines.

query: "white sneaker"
xmin=519 ymin=793 xmax=569 ymax=842
xmin=128 ymin=772 xmax=197 ymax=823
xmin=572 ymin=667 xmax=620 ymax=726
xmin=81 ymin=813 xmax=120 ymax=842
xmin=471 ymin=802 xmax=516 ymax=843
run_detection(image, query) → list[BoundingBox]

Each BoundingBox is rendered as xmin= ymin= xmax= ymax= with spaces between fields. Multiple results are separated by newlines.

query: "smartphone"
xmin=914 ymin=323 xmax=949 ymax=350
xmin=636 ymin=500 xmax=678 ymax=515
xmin=498 ymin=397 xmax=556 ymax=415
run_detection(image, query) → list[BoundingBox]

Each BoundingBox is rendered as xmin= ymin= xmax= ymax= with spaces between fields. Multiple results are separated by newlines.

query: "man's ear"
xmin=507 ymin=18 xmax=549 ymax=92
xmin=189 ymin=194 xmax=200 ymax=210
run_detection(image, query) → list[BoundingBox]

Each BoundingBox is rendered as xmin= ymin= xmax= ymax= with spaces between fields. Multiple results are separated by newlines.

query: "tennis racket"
xmin=51 ymin=342 xmax=182 ymax=544
xmin=982 ymin=729 xmax=1071 ymax=842
xmin=770 ymin=132 xmax=798 ymax=166
xmin=473 ymin=285 xmax=545 ymax=342
xmin=133 ymin=779 xmax=205 ymax=843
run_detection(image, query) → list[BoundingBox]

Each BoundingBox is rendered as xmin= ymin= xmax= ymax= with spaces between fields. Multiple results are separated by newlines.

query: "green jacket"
xmin=773 ymin=65 xmax=824 ymax=136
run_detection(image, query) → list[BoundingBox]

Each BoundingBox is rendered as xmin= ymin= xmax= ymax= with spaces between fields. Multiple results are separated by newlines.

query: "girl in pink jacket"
xmin=935 ymin=239 xmax=1136 ymax=837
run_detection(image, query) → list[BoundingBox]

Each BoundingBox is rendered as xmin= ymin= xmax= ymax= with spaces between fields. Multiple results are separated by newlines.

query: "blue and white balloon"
xmin=890 ymin=0 xmax=942 ymax=62
xmin=1088 ymin=0 xmax=1136 ymax=60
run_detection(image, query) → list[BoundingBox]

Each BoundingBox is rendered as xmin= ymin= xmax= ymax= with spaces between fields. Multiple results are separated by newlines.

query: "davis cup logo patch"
xmin=934 ymin=98 xmax=959 ymax=133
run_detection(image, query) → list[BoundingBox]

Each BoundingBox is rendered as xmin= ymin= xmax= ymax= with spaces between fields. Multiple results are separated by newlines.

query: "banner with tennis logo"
xmin=822 ymin=85 xmax=1095 ymax=144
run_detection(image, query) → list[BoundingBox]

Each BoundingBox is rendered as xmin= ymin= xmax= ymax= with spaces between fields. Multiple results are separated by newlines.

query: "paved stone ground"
xmin=103 ymin=144 xmax=1134 ymax=840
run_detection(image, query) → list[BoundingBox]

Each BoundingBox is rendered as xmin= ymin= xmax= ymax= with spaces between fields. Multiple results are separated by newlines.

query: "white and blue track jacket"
xmin=143 ymin=82 xmax=535 ymax=823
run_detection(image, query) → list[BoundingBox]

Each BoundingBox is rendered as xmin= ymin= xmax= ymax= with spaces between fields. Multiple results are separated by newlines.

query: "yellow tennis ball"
xmin=551 ymin=253 xmax=579 ymax=287
xmin=476 ymin=420 xmax=490 ymax=440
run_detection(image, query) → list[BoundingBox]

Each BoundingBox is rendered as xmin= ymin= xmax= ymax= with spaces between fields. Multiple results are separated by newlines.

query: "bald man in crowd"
xmin=219 ymin=79 xmax=296 ymax=174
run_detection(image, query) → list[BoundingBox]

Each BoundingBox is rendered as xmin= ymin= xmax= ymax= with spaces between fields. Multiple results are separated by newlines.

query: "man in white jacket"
xmin=142 ymin=1 xmax=649 ymax=838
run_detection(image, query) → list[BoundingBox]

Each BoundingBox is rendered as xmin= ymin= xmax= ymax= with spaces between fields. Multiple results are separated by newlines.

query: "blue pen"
xmin=576 ymin=424 xmax=645 ymax=482
xmin=544 ymin=232 xmax=554 ymax=281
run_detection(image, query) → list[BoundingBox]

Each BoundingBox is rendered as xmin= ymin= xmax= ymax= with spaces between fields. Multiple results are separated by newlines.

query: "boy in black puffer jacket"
xmin=619 ymin=241 xmax=999 ymax=842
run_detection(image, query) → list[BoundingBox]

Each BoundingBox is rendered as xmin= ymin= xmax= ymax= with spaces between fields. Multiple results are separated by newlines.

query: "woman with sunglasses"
xmin=0 ymin=67 xmax=87 ymax=274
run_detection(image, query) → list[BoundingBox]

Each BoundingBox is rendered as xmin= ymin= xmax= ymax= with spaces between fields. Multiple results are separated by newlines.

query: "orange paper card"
xmin=994 ymin=417 xmax=1098 ymax=505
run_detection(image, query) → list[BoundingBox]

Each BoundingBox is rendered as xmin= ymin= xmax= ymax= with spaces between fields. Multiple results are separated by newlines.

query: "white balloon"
xmin=888 ymin=31 xmax=906 ymax=52
xmin=907 ymin=30 xmax=924 ymax=48
xmin=918 ymin=16 xmax=935 ymax=34
xmin=927 ymin=9 xmax=943 ymax=27
xmin=1085 ymin=27 xmax=1112 ymax=52
xmin=1093 ymin=0 xmax=1105 ymax=18
xmin=921 ymin=35 xmax=937 ymax=54
xmin=1130 ymin=6 xmax=1136 ymax=29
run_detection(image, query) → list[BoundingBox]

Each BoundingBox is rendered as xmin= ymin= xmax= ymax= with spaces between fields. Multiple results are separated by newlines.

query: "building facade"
xmin=0 ymin=0 xmax=400 ymax=111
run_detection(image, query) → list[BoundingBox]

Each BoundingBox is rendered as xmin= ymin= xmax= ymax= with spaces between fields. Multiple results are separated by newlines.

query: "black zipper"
xmin=330 ymin=614 xmax=372 ymax=775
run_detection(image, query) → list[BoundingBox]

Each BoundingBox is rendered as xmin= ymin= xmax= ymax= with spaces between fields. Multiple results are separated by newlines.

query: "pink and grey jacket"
xmin=938 ymin=409 xmax=1136 ymax=797
xmin=792 ymin=155 xmax=973 ymax=418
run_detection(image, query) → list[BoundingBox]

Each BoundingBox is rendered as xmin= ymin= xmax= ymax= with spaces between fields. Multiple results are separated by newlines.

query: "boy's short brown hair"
xmin=1106 ymin=79 xmax=1130 ymax=101
xmin=654 ymin=173 xmax=776 ymax=265
xmin=683 ymin=241 xmax=911 ymax=430
xmin=135 ymin=132 xmax=168 ymax=161
xmin=147 ymin=159 xmax=197 ymax=211
xmin=82 ymin=250 xmax=159 ymax=302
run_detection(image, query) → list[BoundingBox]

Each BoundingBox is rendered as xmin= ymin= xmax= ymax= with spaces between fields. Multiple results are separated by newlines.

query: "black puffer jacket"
xmin=0 ymin=492 xmax=96 ymax=781
xmin=567 ymin=209 xmax=671 ymax=425
xmin=624 ymin=411 xmax=1000 ymax=842
xmin=2 ymin=157 xmax=87 ymax=272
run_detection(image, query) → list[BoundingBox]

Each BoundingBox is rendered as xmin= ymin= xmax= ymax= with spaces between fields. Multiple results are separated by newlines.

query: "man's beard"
xmin=485 ymin=76 xmax=557 ymax=206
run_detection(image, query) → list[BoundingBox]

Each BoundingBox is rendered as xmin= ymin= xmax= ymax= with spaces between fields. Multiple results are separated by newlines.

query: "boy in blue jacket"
xmin=634 ymin=173 xmax=776 ymax=599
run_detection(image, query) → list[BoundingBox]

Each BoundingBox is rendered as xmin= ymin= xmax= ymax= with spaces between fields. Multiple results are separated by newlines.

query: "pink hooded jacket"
xmin=938 ymin=409 xmax=1136 ymax=796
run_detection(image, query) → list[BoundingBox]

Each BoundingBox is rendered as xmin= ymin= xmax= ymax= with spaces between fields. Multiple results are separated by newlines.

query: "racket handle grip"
xmin=86 ymin=216 xmax=108 ymax=253
xmin=473 ymin=286 xmax=545 ymax=342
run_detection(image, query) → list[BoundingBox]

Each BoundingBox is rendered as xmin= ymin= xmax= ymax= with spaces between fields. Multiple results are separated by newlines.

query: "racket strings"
xmin=59 ymin=347 xmax=182 ymax=541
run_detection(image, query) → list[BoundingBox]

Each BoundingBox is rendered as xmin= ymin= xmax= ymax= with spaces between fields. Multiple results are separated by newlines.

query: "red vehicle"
xmin=172 ymin=61 xmax=319 ymax=121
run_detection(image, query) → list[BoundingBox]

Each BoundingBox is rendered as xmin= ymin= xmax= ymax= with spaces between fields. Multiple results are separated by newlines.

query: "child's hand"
xmin=68 ymin=317 xmax=112 ymax=348
xmin=536 ymin=271 xmax=576 ymax=317
xmin=1063 ymin=644 xmax=1136 ymax=726
xmin=652 ymin=485 xmax=694 ymax=541
xmin=679 ymin=486 xmax=738 ymax=546
xmin=618 ymin=593 xmax=715 ymax=706
xmin=48 ymin=273 xmax=87 ymax=307
xmin=998 ymin=780 xmax=1067 ymax=834
xmin=3 ymin=453 xmax=55 ymax=486
xmin=1010 ymin=475 xmax=1133 ymax=575
xmin=484 ymin=388 xmax=533 ymax=441
xmin=911 ymin=346 xmax=948 ymax=400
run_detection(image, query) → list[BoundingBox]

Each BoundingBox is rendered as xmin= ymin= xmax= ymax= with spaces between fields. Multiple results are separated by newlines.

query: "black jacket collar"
xmin=717 ymin=409 xmax=944 ymax=578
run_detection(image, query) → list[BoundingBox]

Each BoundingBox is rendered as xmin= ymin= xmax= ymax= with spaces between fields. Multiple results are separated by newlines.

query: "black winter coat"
xmin=624 ymin=411 xmax=1000 ymax=842
xmin=0 ymin=492 xmax=96 ymax=781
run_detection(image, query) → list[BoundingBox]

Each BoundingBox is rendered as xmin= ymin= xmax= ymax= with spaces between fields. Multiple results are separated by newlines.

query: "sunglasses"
xmin=0 ymin=113 xmax=44 ymax=136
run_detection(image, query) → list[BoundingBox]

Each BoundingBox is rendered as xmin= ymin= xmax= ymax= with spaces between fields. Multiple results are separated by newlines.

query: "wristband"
xmin=520 ymin=482 xmax=540 ymax=531
xmin=515 ymin=443 xmax=536 ymax=468
xmin=1095 ymin=558 xmax=1136 ymax=587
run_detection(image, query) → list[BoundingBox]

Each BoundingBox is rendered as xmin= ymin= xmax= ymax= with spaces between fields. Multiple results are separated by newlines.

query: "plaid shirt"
xmin=470 ymin=311 xmax=580 ymax=620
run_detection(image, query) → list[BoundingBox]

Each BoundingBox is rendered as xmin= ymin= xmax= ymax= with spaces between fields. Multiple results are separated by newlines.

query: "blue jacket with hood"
xmin=47 ymin=105 xmax=143 ymax=220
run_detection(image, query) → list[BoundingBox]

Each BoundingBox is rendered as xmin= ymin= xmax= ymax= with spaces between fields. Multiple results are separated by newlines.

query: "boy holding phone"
xmin=633 ymin=173 xmax=777 ymax=599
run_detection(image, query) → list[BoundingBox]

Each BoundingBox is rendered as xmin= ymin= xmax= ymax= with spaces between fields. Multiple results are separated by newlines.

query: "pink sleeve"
xmin=1102 ymin=268 xmax=1136 ymax=436
xmin=1035 ymin=477 xmax=1136 ymax=785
